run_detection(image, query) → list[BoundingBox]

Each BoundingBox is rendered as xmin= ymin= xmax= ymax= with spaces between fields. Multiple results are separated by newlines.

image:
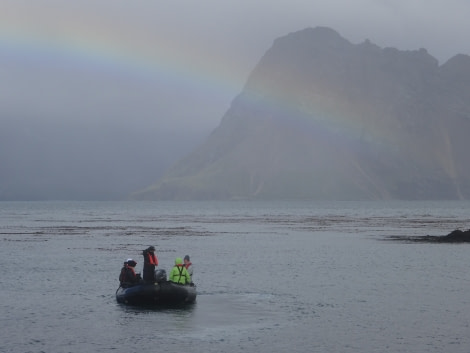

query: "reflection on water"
xmin=1 ymin=201 xmax=470 ymax=353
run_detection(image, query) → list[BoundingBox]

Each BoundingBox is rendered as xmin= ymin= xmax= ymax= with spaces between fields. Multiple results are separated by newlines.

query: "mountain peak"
xmin=270 ymin=26 xmax=352 ymax=55
xmin=284 ymin=26 xmax=345 ymax=42
xmin=134 ymin=28 xmax=470 ymax=201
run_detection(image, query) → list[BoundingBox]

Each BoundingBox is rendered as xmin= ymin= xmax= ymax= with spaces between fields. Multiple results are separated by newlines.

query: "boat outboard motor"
xmin=155 ymin=268 xmax=167 ymax=282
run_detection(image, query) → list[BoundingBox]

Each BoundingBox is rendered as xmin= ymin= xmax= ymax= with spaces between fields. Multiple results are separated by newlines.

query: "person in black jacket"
xmin=119 ymin=259 xmax=141 ymax=287
xmin=142 ymin=246 xmax=159 ymax=283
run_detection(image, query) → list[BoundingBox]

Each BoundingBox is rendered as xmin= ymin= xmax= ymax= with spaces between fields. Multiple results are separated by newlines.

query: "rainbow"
xmin=0 ymin=10 xmax=394 ymax=147
xmin=0 ymin=7 xmax=246 ymax=103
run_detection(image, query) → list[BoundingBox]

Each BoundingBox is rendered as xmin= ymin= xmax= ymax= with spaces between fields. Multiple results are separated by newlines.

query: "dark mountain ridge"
xmin=134 ymin=27 xmax=470 ymax=200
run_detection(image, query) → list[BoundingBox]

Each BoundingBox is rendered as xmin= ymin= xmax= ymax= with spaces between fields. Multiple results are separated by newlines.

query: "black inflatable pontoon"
xmin=116 ymin=269 xmax=196 ymax=305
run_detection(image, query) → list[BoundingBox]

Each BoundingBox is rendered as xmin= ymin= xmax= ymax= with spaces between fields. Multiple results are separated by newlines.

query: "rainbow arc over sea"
xmin=0 ymin=9 xmax=246 ymax=106
xmin=1 ymin=13 xmax=393 ymax=147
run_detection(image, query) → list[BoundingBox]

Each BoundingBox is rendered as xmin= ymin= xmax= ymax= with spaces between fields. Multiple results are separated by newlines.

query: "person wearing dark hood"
xmin=142 ymin=246 xmax=158 ymax=283
xmin=183 ymin=255 xmax=193 ymax=283
xmin=119 ymin=259 xmax=140 ymax=287
xmin=169 ymin=257 xmax=191 ymax=285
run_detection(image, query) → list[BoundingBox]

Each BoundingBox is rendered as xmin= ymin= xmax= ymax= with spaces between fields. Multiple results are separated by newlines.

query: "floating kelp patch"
xmin=387 ymin=229 xmax=470 ymax=243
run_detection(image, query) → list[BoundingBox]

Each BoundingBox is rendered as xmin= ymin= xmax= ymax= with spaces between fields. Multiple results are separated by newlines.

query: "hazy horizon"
xmin=1 ymin=1 xmax=470 ymax=200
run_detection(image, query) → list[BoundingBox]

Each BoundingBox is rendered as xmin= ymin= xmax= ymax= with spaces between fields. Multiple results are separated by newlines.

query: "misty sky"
xmin=1 ymin=0 xmax=470 ymax=200
xmin=2 ymin=0 xmax=469 ymax=127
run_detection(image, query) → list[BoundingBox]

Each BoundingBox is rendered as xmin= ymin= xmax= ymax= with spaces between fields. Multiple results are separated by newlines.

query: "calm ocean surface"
xmin=1 ymin=200 xmax=469 ymax=353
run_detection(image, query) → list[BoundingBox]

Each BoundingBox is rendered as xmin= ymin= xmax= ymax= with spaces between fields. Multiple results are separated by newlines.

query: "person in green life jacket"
xmin=169 ymin=257 xmax=191 ymax=285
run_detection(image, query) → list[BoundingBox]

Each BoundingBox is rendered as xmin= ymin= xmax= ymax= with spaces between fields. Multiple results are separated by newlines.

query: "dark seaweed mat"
xmin=387 ymin=229 xmax=470 ymax=243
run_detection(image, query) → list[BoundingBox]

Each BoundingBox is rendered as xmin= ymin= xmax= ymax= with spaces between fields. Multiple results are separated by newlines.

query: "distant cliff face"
xmin=134 ymin=27 xmax=470 ymax=200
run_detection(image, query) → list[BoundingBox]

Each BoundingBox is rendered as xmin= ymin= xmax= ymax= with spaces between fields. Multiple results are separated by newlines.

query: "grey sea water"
xmin=1 ymin=200 xmax=469 ymax=353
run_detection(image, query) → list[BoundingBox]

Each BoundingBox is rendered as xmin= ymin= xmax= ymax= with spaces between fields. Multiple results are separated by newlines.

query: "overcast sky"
xmin=2 ymin=0 xmax=469 ymax=128
xmin=1 ymin=0 xmax=470 ymax=199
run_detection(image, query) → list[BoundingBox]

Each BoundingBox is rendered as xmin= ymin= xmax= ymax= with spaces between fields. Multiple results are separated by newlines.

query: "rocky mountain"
xmin=134 ymin=27 xmax=470 ymax=200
